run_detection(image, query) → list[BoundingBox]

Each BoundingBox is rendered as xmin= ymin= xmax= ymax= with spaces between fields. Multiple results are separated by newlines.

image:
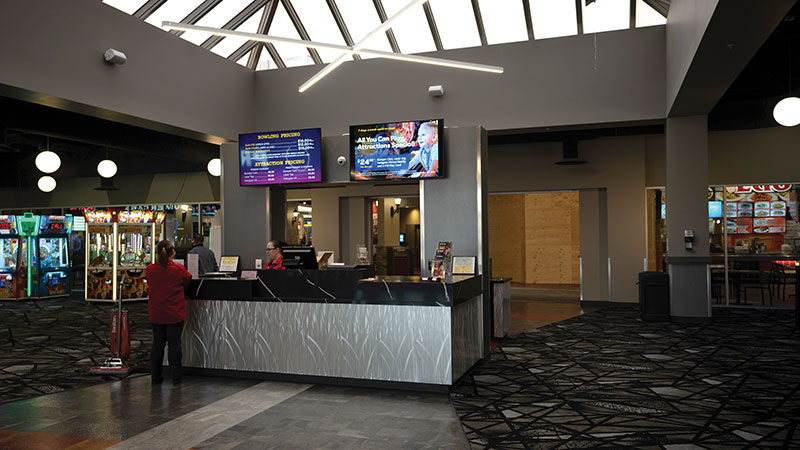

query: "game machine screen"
xmin=85 ymin=210 xmax=115 ymax=301
xmin=0 ymin=215 xmax=27 ymax=299
xmin=35 ymin=215 xmax=73 ymax=298
xmin=117 ymin=210 xmax=163 ymax=300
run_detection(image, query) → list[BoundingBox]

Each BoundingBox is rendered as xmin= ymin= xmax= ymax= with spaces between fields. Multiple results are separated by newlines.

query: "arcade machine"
xmin=34 ymin=215 xmax=73 ymax=298
xmin=0 ymin=214 xmax=35 ymax=300
xmin=86 ymin=209 xmax=165 ymax=302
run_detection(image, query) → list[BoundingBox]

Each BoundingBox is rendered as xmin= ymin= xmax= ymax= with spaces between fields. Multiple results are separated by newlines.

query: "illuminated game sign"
xmin=239 ymin=128 xmax=322 ymax=186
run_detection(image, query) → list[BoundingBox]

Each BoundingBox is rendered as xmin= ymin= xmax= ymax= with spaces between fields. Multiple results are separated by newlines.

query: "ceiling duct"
xmin=94 ymin=176 xmax=119 ymax=191
xmin=554 ymin=137 xmax=586 ymax=165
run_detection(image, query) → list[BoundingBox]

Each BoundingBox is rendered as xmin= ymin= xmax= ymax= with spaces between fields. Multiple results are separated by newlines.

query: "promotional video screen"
xmin=239 ymin=128 xmax=322 ymax=186
xmin=350 ymin=119 xmax=443 ymax=180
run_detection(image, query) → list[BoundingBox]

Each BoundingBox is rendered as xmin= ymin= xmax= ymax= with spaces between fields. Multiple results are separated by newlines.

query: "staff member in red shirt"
xmin=266 ymin=239 xmax=285 ymax=270
xmin=145 ymin=240 xmax=191 ymax=385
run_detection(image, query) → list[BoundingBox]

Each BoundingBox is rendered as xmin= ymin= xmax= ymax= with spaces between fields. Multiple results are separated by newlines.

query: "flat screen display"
xmin=350 ymin=119 xmax=443 ymax=180
xmin=239 ymin=128 xmax=322 ymax=186
xmin=708 ymin=201 xmax=722 ymax=218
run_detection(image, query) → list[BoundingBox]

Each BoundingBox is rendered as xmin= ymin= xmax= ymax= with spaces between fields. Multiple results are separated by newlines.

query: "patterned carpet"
xmin=0 ymin=295 xmax=150 ymax=404
xmin=452 ymin=306 xmax=800 ymax=449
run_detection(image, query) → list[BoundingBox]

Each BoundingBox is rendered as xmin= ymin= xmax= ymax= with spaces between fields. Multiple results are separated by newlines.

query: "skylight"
xmin=582 ymin=0 xmax=630 ymax=34
xmin=101 ymin=0 xmax=669 ymax=72
xmin=102 ymin=0 xmax=149 ymax=16
xmin=529 ymin=0 xmax=578 ymax=40
xmin=429 ymin=0 xmax=481 ymax=50
xmin=381 ymin=0 xmax=437 ymax=54
xmin=292 ymin=0 xmax=349 ymax=63
xmin=180 ymin=0 xmax=254 ymax=45
xmin=636 ymin=0 xmax=667 ymax=27
xmin=478 ymin=0 xmax=529 ymax=45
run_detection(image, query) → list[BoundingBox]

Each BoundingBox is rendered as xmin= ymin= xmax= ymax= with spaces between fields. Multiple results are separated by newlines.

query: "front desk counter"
xmin=184 ymin=271 xmax=484 ymax=389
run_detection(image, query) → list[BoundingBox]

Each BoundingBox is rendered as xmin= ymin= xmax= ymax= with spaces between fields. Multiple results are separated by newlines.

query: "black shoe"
xmin=172 ymin=378 xmax=182 ymax=385
xmin=151 ymin=376 xmax=163 ymax=385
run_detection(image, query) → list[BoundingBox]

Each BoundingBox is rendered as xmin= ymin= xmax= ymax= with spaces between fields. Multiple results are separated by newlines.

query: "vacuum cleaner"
xmin=89 ymin=274 xmax=131 ymax=375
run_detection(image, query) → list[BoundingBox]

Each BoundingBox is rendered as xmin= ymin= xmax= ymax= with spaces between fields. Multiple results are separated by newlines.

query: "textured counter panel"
xmin=451 ymin=295 xmax=483 ymax=382
xmin=183 ymin=300 xmax=453 ymax=385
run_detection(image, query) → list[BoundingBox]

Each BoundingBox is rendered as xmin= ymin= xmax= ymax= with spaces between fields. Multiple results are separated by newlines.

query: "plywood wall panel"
xmin=524 ymin=192 xmax=580 ymax=284
xmin=488 ymin=194 xmax=525 ymax=281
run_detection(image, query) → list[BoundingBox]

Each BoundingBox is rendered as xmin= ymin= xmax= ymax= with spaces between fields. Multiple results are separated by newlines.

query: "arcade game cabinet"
xmin=35 ymin=215 xmax=73 ymax=298
xmin=0 ymin=215 xmax=34 ymax=300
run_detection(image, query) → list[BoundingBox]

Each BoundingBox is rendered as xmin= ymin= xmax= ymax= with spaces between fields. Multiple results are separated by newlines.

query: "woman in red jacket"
xmin=145 ymin=240 xmax=191 ymax=385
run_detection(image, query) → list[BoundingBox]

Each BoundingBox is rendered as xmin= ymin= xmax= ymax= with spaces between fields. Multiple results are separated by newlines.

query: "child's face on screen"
xmin=417 ymin=125 xmax=438 ymax=151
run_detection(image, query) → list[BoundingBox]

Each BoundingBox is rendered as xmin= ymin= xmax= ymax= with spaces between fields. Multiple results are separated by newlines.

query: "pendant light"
xmin=35 ymin=137 xmax=61 ymax=173
xmin=207 ymin=158 xmax=221 ymax=176
xmin=774 ymin=34 xmax=799 ymax=127
xmin=97 ymin=148 xmax=117 ymax=178
xmin=38 ymin=176 xmax=56 ymax=192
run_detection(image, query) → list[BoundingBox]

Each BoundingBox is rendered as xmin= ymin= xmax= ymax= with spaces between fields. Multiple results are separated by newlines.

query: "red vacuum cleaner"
xmin=89 ymin=274 xmax=131 ymax=375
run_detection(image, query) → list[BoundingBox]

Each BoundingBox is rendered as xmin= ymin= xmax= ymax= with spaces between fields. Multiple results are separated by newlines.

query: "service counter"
xmin=183 ymin=270 xmax=484 ymax=388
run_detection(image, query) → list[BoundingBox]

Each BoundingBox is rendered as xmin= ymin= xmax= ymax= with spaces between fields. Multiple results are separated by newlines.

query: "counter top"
xmin=189 ymin=271 xmax=482 ymax=307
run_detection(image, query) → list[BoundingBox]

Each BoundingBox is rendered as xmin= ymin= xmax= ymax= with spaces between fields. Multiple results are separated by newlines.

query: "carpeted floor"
xmin=452 ymin=306 xmax=800 ymax=449
xmin=0 ymin=295 xmax=150 ymax=404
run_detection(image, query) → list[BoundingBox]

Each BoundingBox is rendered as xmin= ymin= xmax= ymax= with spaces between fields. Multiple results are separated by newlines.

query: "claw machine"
xmin=34 ymin=215 xmax=73 ymax=298
xmin=85 ymin=209 xmax=164 ymax=302
xmin=0 ymin=214 xmax=35 ymax=300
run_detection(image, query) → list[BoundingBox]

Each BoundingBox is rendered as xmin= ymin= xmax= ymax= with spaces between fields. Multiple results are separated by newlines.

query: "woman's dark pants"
xmin=151 ymin=321 xmax=184 ymax=382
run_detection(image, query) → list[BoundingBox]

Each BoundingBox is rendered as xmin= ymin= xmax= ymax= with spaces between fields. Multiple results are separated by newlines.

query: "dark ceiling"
xmin=0 ymin=96 xmax=220 ymax=189
xmin=707 ymin=0 xmax=800 ymax=130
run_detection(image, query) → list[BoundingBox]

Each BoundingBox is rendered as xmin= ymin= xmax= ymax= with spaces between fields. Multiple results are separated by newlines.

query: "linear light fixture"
xmin=161 ymin=0 xmax=503 ymax=92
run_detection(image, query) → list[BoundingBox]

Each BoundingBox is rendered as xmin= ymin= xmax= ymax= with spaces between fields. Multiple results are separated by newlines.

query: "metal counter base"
xmin=182 ymin=296 xmax=483 ymax=386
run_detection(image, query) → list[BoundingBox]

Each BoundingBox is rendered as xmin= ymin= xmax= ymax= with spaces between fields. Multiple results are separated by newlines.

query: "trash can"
xmin=638 ymin=271 xmax=670 ymax=321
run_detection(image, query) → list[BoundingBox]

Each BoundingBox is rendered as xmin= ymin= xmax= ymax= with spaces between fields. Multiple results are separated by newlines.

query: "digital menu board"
xmin=239 ymin=128 xmax=322 ymax=186
xmin=724 ymin=200 xmax=787 ymax=233
xmin=350 ymin=119 xmax=443 ymax=180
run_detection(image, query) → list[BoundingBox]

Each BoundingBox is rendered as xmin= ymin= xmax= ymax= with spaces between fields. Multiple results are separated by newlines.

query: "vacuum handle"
xmin=116 ymin=273 xmax=126 ymax=357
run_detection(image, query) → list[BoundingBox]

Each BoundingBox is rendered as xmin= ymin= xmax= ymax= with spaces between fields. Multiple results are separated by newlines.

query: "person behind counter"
xmin=145 ymin=240 xmax=192 ymax=385
xmin=266 ymin=239 xmax=285 ymax=270
xmin=187 ymin=233 xmax=218 ymax=276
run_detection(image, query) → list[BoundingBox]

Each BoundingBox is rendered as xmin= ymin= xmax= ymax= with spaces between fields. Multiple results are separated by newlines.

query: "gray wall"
xmin=489 ymin=136 xmax=647 ymax=302
xmin=251 ymin=27 xmax=666 ymax=135
xmin=579 ymin=189 xmax=609 ymax=301
xmin=221 ymin=143 xmax=268 ymax=268
xmin=665 ymin=0 xmax=719 ymax=114
xmin=0 ymin=0 xmax=252 ymax=142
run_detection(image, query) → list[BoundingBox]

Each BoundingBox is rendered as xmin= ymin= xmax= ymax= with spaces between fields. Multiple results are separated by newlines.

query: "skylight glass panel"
xmin=292 ymin=0 xmax=349 ymax=63
xmin=429 ymin=0 xmax=481 ymax=50
xmin=236 ymin=52 xmax=250 ymax=67
xmin=180 ymin=0 xmax=253 ymax=45
xmin=381 ymin=0 xmax=437 ymax=54
xmin=145 ymin=0 xmax=205 ymax=28
xmin=211 ymin=7 xmax=263 ymax=58
xmin=269 ymin=2 xmax=315 ymax=68
xmin=636 ymin=0 xmax=667 ymax=27
xmin=582 ymin=0 xmax=629 ymax=34
xmin=102 ymin=0 xmax=149 ymax=15
xmin=336 ymin=0 xmax=393 ymax=59
xmin=256 ymin=46 xmax=278 ymax=70
xmin=478 ymin=0 xmax=528 ymax=45
xmin=529 ymin=0 xmax=578 ymax=40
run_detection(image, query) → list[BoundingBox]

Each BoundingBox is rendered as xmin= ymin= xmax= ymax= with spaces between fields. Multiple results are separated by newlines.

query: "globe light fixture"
xmin=35 ymin=151 xmax=61 ymax=173
xmin=773 ymin=97 xmax=800 ymax=127
xmin=97 ymin=159 xmax=118 ymax=178
xmin=38 ymin=176 xmax=56 ymax=192
xmin=207 ymin=158 xmax=221 ymax=176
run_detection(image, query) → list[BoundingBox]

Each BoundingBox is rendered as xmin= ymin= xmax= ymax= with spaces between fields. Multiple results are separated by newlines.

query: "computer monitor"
xmin=282 ymin=247 xmax=319 ymax=270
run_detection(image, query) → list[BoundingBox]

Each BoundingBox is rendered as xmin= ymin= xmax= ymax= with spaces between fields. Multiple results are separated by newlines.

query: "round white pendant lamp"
xmin=773 ymin=97 xmax=800 ymax=127
xmin=38 ymin=176 xmax=56 ymax=192
xmin=97 ymin=159 xmax=118 ymax=178
xmin=207 ymin=158 xmax=221 ymax=177
xmin=35 ymin=151 xmax=61 ymax=173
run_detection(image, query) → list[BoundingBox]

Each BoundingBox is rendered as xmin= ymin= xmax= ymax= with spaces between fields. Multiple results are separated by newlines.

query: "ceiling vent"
xmin=554 ymin=137 xmax=586 ymax=165
xmin=94 ymin=176 xmax=119 ymax=191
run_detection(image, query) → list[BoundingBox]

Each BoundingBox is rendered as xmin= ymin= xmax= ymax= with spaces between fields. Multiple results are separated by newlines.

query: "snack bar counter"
xmin=183 ymin=271 xmax=483 ymax=387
